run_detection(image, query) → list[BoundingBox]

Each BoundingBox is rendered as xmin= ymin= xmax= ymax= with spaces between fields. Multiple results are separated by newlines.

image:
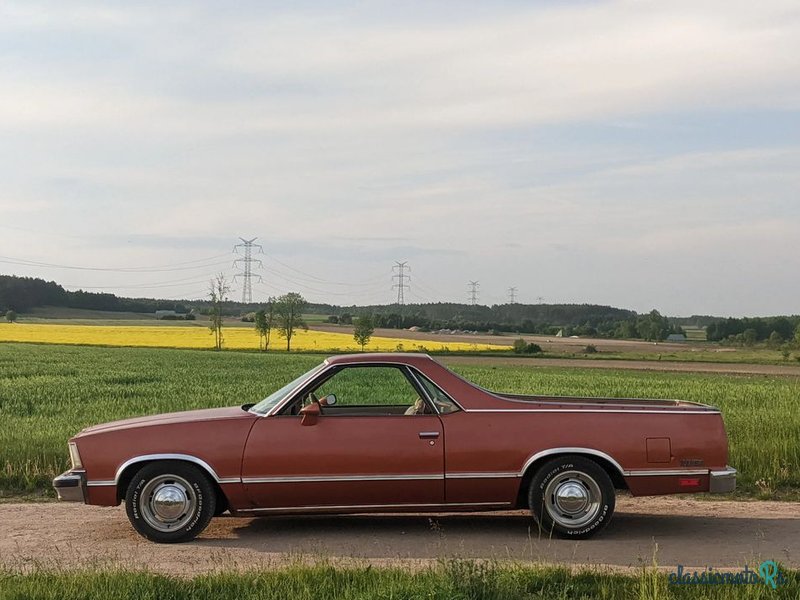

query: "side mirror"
xmin=320 ymin=393 xmax=337 ymax=406
xmin=300 ymin=402 xmax=320 ymax=426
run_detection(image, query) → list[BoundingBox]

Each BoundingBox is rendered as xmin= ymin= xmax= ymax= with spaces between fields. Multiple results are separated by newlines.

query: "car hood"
xmin=76 ymin=406 xmax=254 ymax=436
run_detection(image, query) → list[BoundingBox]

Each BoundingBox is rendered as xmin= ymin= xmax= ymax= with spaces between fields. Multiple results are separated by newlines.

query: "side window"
xmin=308 ymin=366 xmax=431 ymax=414
xmin=415 ymin=372 xmax=461 ymax=414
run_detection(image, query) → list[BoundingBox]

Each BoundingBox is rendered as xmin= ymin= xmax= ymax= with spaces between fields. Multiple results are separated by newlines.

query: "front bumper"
xmin=709 ymin=466 xmax=737 ymax=493
xmin=53 ymin=470 xmax=87 ymax=503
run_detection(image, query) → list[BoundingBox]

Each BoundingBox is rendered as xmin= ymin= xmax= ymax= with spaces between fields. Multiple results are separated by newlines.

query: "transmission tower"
xmin=233 ymin=237 xmax=264 ymax=303
xmin=468 ymin=281 xmax=480 ymax=305
xmin=507 ymin=287 xmax=518 ymax=304
xmin=392 ymin=261 xmax=410 ymax=305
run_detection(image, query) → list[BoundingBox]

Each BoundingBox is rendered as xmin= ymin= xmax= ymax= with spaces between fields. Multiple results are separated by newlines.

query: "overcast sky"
xmin=1 ymin=1 xmax=798 ymax=316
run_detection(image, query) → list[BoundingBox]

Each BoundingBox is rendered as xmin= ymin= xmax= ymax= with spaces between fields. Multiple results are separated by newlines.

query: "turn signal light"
xmin=679 ymin=478 xmax=701 ymax=487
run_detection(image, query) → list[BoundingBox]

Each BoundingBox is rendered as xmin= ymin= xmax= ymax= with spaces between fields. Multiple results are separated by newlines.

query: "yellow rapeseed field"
xmin=0 ymin=323 xmax=509 ymax=352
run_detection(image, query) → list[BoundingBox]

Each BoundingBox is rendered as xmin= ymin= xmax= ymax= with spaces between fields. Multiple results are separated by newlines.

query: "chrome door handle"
xmin=418 ymin=431 xmax=440 ymax=439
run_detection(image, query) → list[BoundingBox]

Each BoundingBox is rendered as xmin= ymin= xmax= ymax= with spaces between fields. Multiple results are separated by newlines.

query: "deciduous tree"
xmin=353 ymin=314 xmax=374 ymax=351
xmin=275 ymin=293 xmax=307 ymax=351
xmin=254 ymin=298 xmax=276 ymax=351
xmin=768 ymin=330 xmax=784 ymax=349
xmin=208 ymin=274 xmax=230 ymax=351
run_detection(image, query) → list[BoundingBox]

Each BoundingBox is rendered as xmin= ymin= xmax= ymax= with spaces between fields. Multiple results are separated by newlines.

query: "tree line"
xmin=327 ymin=307 xmax=682 ymax=341
xmin=7 ymin=274 xmax=797 ymax=346
xmin=705 ymin=316 xmax=800 ymax=345
xmin=0 ymin=275 xmax=190 ymax=314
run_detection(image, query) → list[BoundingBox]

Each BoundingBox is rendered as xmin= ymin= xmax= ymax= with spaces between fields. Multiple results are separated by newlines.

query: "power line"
xmin=63 ymin=277 xmax=214 ymax=291
xmin=468 ymin=280 xmax=480 ymax=305
xmin=392 ymin=261 xmax=410 ymax=305
xmin=261 ymin=265 xmax=386 ymax=296
xmin=262 ymin=254 xmax=387 ymax=287
xmin=233 ymin=238 xmax=264 ymax=303
xmin=507 ymin=286 xmax=518 ymax=304
xmin=412 ymin=276 xmax=447 ymax=300
xmin=0 ymin=253 xmax=231 ymax=273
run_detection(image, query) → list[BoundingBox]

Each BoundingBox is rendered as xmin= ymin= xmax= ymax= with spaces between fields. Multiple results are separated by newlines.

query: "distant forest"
xmin=0 ymin=275 xmax=191 ymax=314
xmin=3 ymin=274 xmax=795 ymax=342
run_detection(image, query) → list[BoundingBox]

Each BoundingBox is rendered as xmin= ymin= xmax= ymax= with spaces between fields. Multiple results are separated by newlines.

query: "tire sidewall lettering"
xmin=125 ymin=463 xmax=215 ymax=542
xmin=529 ymin=457 xmax=614 ymax=539
xmin=538 ymin=463 xmax=574 ymax=491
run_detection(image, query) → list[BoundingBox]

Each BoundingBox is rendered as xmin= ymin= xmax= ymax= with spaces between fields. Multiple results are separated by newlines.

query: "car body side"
xmin=56 ymin=353 xmax=735 ymax=513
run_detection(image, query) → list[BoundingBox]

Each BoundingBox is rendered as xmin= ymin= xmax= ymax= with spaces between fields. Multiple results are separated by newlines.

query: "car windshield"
xmin=248 ymin=363 xmax=326 ymax=416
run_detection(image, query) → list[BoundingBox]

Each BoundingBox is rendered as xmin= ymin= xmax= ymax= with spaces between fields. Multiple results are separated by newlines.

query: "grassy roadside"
xmin=1 ymin=562 xmax=797 ymax=600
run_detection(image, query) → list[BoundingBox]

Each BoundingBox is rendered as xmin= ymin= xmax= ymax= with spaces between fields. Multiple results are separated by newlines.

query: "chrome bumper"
xmin=709 ymin=466 xmax=736 ymax=493
xmin=53 ymin=470 xmax=87 ymax=503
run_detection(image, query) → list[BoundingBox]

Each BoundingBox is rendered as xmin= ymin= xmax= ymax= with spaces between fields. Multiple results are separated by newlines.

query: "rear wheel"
xmin=125 ymin=461 xmax=216 ymax=543
xmin=528 ymin=455 xmax=614 ymax=539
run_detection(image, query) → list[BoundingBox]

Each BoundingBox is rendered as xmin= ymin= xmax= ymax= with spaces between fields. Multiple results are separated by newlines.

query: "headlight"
xmin=68 ymin=442 xmax=83 ymax=469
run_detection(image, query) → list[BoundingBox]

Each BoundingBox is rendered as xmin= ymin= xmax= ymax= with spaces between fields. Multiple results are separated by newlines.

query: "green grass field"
xmin=1 ymin=562 xmax=796 ymax=600
xmin=0 ymin=343 xmax=798 ymax=498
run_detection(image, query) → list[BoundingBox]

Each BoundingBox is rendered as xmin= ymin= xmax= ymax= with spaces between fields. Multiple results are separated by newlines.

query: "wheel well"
xmin=116 ymin=459 xmax=229 ymax=512
xmin=515 ymin=452 xmax=628 ymax=508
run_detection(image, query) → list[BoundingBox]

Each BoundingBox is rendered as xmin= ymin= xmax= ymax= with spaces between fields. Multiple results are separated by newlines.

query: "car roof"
xmin=325 ymin=353 xmax=434 ymax=366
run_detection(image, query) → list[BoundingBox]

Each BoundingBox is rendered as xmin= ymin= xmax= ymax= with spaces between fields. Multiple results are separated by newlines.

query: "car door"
xmin=241 ymin=365 xmax=445 ymax=511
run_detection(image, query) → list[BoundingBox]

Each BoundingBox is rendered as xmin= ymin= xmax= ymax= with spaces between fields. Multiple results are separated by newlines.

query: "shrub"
xmin=513 ymin=339 xmax=542 ymax=354
xmin=583 ymin=344 xmax=598 ymax=354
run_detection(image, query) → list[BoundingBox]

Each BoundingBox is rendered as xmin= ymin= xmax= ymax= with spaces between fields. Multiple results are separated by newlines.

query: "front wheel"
xmin=125 ymin=461 xmax=216 ymax=543
xmin=528 ymin=455 xmax=615 ymax=539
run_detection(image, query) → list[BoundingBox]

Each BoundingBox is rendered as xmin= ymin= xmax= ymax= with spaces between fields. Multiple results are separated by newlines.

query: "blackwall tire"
xmin=528 ymin=455 xmax=615 ymax=539
xmin=125 ymin=461 xmax=216 ymax=543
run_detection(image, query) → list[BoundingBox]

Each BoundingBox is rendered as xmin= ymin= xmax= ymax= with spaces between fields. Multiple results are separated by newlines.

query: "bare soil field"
xmin=2 ymin=498 xmax=796 ymax=574
xmin=439 ymin=355 xmax=800 ymax=376
xmin=312 ymin=325 xmax=708 ymax=355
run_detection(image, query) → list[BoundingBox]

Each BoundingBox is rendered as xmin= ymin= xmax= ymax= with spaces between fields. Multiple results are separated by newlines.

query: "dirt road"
xmin=2 ymin=498 xmax=797 ymax=574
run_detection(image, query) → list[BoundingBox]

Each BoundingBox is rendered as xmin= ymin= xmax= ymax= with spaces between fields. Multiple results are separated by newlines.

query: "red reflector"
xmin=679 ymin=478 xmax=701 ymax=487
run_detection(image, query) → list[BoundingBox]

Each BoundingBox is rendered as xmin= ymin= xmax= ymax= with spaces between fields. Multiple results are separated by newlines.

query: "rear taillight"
xmin=68 ymin=442 xmax=83 ymax=469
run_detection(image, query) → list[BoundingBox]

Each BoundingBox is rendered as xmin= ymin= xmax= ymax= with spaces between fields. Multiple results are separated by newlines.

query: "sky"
xmin=1 ymin=0 xmax=798 ymax=316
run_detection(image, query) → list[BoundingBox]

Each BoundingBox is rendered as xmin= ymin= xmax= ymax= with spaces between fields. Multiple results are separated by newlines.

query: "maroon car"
xmin=53 ymin=353 xmax=736 ymax=543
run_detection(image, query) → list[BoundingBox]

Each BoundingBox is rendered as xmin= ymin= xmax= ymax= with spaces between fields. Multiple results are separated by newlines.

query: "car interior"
xmin=279 ymin=365 xmax=455 ymax=417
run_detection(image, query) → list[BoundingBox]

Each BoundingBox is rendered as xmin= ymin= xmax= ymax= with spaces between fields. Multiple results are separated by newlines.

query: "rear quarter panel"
xmin=443 ymin=409 xmax=729 ymax=503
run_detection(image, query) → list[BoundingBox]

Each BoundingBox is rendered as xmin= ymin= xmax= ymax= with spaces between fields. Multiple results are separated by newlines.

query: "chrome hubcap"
xmin=543 ymin=470 xmax=601 ymax=529
xmin=140 ymin=475 xmax=197 ymax=532
xmin=554 ymin=481 xmax=589 ymax=514
xmin=152 ymin=485 xmax=189 ymax=520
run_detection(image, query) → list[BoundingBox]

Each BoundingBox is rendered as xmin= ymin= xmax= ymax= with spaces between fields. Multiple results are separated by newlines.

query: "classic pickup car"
xmin=53 ymin=353 xmax=736 ymax=543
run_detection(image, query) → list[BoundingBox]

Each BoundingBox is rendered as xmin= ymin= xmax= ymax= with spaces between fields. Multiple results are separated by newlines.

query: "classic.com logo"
xmin=668 ymin=561 xmax=786 ymax=589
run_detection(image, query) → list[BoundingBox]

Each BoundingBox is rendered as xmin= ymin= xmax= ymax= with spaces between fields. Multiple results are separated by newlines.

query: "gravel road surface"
xmin=2 ymin=497 xmax=796 ymax=574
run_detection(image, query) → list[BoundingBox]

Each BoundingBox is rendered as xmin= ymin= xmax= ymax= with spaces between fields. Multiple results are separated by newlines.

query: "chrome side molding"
xmin=113 ymin=453 xmax=238 ymax=485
